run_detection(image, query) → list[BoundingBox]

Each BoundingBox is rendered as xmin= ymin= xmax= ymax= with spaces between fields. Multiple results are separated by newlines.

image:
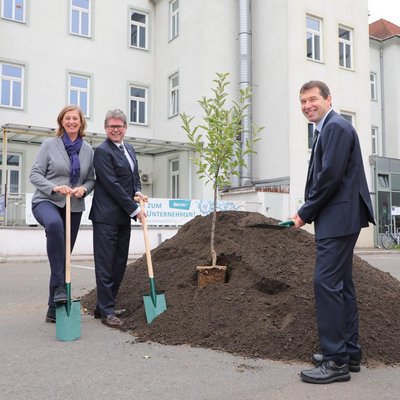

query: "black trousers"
xmin=32 ymin=201 xmax=82 ymax=307
xmin=92 ymin=222 xmax=131 ymax=317
xmin=314 ymin=232 xmax=361 ymax=364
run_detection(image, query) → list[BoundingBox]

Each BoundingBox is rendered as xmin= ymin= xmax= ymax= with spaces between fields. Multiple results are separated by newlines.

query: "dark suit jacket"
xmin=298 ymin=110 xmax=375 ymax=239
xmin=89 ymin=139 xmax=142 ymax=225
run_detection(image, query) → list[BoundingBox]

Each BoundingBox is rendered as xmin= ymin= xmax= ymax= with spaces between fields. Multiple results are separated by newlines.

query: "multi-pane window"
xmin=371 ymin=126 xmax=379 ymax=155
xmin=0 ymin=153 xmax=21 ymax=194
xmin=130 ymin=10 xmax=147 ymax=50
xmin=340 ymin=112 xmax=354 ymax=125
xmin=169 ymin=73 xmax=179 ymax=117
xmin=129 ymin=85 xmax=147 ymax=125
xmin=70 ymin=0 xmax=91 ymax=37
xmin=69 ymin=73 xmax=90 ymax=117
xmin=0 ymin=62 xmax=24 ymax=109
xmin=1 ymin=0 xmax=25 ymax=22
xmin=170 ymin=159 xmax=180 ymax=198
xmin=370 ymin=72 xmax=377 ymax=101
xmin=338 ymin=26 xmax=353 ymax=69
xmin=306 ymin=16 xmax=322 ymax=61
xmin=170 ymin=0 xmax=179 ymax=40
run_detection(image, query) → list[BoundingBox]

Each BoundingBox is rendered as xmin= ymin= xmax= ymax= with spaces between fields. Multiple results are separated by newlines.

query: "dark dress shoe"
xmin=94 ymin=308 xmax=126 ymax=319
xmin=312 ymin=353 xmax=361 ymax=373
xmin=300 ymin=360 xmax=350 ymax=384
xmin=101 ymin=314 xmax=123 ymax=327
xmin=45 ymin=306 xmax=56 ymax=323
xmin=53 ymin=286 xmax=68 ymax=303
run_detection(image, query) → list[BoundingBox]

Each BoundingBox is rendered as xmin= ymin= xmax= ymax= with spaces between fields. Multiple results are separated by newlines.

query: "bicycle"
xmin=381 ymin=225 xmax=400 ymax=250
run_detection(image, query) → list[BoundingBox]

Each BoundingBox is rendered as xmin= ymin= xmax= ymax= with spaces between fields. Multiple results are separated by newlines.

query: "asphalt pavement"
xmin=1 ymin=251 xmax=400 ymax=400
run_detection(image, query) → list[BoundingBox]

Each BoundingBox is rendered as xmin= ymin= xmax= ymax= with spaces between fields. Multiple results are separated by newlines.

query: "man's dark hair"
xmin=300 ymin=80 xmax=331 ymax=99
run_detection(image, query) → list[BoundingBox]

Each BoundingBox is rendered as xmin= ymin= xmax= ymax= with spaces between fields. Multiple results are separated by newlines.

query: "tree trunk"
xmin=210 ymin=185 xmax=218 ymax=267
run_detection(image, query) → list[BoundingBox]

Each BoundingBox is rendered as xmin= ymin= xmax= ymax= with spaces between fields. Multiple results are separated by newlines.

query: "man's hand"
xmin=292 ymin=213 xmax=305 ymax=228
xmin=136 ymin=208 xmax=147 ymax=223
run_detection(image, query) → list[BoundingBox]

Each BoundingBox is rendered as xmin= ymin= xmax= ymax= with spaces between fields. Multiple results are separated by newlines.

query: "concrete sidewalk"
xmin=1 ymin=257 xmax=399 ymax=400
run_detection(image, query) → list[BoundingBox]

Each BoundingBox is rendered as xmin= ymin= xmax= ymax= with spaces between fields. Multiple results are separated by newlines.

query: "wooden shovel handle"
xmin=65 ymin=193 xmax=71 ymax=284
xmin=138 ymin=198 xmax=154 ymax=279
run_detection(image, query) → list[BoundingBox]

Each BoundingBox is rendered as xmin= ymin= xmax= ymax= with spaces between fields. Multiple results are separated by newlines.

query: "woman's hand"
xmin=71 ymin=186 xmax=87 ymax=198
xmin=53 ymin=185 xmax=73 ymax=195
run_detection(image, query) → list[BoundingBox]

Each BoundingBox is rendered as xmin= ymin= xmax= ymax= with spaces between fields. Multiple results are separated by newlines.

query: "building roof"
xmin=369 ymin=18 xmax=400 ymax=41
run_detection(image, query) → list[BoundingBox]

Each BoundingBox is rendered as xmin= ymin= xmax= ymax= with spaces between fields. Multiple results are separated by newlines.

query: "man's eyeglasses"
xmin=106 ymin=125 xmax=125 ymax=130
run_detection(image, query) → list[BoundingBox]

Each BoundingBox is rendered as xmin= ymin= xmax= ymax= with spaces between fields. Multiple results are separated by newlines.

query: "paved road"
xmin=1 ymin=252 xmax=399 ymax=400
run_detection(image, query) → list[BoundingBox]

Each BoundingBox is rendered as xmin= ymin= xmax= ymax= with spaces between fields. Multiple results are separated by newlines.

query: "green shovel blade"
xmin=55 ymin=284 xmax=81 ymax=341
xmin=143 ymin=277 xmax=167 ymax=324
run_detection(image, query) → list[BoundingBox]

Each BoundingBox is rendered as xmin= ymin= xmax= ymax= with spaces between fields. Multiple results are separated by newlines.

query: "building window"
xmin=69 ymin=73 xmax=90 ymax=117
xmin=371 ymin=126 xmax=378 ymax=155
xmin=130 ymin=10 xmax=147 ymax=50
xmin=306 ymin=16 xmax=322 ymax=61
xmin=340 ymin=111 xmax=354 ymax=125
xmin=169 ymin=73 xmax=179 ymax=117
xmin=338 ymin=26 xmax=353 ymax=69
xmin=307 ymin=123 xmax=314 ymax=150
xmin=170 ymin=159 xmax=180 ymax=198
xmin=0 ymin=62 xmax=24 ymax=109
xmin=0 ymin=153 xmax=21 ymax=194
xmin=70 ymin=0 xmax=91 ymax=37
xmin=370 ymin=72 xmax=377 ymax=101
xmin=1 ymin=0 xmax=25 ymax=22
xmin=129 ymin=85 xmax=147 ymax=125
xmin=170 ymin=0 xmax=179 ymax=41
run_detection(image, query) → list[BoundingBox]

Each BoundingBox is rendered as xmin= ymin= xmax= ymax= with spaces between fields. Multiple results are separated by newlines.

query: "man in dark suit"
xmin=293 ymin=81 xmax=375 ymax=384
xmin=89 ymin=109 xmax=146 ymax=328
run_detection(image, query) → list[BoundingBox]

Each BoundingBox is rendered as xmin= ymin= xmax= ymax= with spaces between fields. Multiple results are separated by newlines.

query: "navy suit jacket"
xmin=298 ymin=110 xmax=375 ymax=239
xmin=89 ymin=139 xmax=142 ymax=226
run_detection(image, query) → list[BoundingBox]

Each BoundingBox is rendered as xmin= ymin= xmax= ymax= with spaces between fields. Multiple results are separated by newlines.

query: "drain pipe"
xmin=380 ymin=47 xmax=386 ymax=156
xmin=238 ymin=0 xmax=252 ymax=187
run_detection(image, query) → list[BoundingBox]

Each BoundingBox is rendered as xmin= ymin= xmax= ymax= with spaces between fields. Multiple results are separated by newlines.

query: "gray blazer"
xmin=30 ymin=137 xmax=95 ymax=212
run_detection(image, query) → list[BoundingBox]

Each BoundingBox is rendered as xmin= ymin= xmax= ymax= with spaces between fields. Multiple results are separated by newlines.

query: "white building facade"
xmin=1 ymin=0 xmax=379 ymax=247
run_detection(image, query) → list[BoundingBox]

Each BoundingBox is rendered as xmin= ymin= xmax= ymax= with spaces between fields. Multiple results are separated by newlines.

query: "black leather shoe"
xmin=45 ymin=306 xmax=56 ymax=323
xmin=94 ymin=308 xmax=126 ymax=319
xmin=53 ymin=286 xmax=68 ymax=303
xmin=312 ymin=353 xmax=361 ymax=373
xmin=101 ymin=314 xmax=123 ymax=327
xmin=300 ymin=360 xmax=350 ymax=384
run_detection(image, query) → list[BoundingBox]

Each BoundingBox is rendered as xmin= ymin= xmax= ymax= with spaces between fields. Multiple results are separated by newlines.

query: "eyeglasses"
xmin=106 ymin=125 xmax=125 ymax=130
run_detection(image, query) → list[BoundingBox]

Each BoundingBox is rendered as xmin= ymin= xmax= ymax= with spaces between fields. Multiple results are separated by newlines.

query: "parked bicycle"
xmin=381 ymin=225 xmax=400 ymax=250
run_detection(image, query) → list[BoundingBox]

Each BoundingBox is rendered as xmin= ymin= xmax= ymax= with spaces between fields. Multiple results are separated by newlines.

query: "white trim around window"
xmin=370 ymin=72 xmax=377 ymax=101
xmin=130 ymin=9 xmax=148 ymax=50
xmin=129 ymin=84 xmax=148 ymax=125
xmin=0 ymin=61 xmax=24 ymax=109
xmin=306 ymin=15 xmax=322 ymax=62
xmin=1 ymin=0 xmax=25 ymax=23
xmin=70 ymin=0 xmax=91 ymax=37
xmin=169 ymin=0 xmax=179 ymax=41
xmin=68 ymin=73 xmax=91 ymax=117
xmin=338 ymin=25 xmax=353 ymax=70
xmin=169 ymin=72 xmax=179 ymax=117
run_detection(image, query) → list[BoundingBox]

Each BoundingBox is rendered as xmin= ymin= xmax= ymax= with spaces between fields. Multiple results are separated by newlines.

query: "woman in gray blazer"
xmin=30 ymin=105 xmax=95 ymax=323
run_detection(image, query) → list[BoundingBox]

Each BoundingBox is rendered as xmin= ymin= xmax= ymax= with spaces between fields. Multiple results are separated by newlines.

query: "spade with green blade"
xmin=139 ymin=198 xmax=167 ymax=324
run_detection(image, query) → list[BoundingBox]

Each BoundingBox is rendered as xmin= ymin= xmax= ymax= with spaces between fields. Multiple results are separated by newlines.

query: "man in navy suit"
xmin=293 ymin=81 xmax=375 ymax=384
xmin=89 ymin=109 xmax=146 ymax=328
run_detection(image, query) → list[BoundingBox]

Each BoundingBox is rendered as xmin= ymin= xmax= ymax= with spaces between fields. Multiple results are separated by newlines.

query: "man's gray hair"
xmin=104 ymin=109 xmax=127 ymax=127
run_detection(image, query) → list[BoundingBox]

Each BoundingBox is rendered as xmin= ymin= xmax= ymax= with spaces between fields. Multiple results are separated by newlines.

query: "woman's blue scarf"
xmin=62 ymin=131 xmax=83 ymax=186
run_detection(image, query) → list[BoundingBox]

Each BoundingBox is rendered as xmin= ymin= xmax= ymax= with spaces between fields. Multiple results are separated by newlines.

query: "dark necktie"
xmin=119 ymin=144 xmax=125 ymax=153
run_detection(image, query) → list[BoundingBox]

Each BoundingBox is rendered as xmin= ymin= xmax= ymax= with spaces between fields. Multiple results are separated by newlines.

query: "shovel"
xmin=138 ymin=197 xmax=167 ymax=324
xmin=249 ymin=219 xmax=295 ymax=230
xmin=56 ymin=193 xmax=81 ymax=341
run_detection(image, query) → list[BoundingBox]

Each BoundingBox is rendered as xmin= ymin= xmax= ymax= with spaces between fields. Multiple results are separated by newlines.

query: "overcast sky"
xmin=368 ymin=0 xmax=400 ymax=26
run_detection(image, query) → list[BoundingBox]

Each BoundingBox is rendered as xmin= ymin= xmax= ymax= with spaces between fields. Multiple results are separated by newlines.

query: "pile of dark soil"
xmin=82 ymin=211 xmax=400 ymax=366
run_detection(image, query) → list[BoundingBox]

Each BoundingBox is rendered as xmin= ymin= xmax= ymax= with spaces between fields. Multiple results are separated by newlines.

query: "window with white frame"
xmin=340 ymin=111 xmax=354 ymax=125
xmin=1 ymin=0 xmax=25 ymax=22
xmin=371 ymin=126 xmax=379 ymax=155
xmin=169 ymin=73 xmax=179 ymax=117
xmin=170 ymin=0 xmax=179 ymax=40
xmin=129 ymin=85 xmax=147 ymax=125
xmin=0 ymin=62 xmax=24 ymax=109
xmin=338 ymin=26 xmax=353 ymax=69
xmin=370 ymin=72 xmax=377 ymax=101
xmin=170 ymin=159 xmax=180 ymax=198
xmin=306 ymin=16 xmax=322 ymax=61
xmin=68 ymin=73 xmax=90 ymax=117
xmin=130 ymin=10 xmax=147 ymax=50
xmin=0 ymin=153 xmax=21 ymax=194
xmin=70 ymin=0 xmax=91 ymax=37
